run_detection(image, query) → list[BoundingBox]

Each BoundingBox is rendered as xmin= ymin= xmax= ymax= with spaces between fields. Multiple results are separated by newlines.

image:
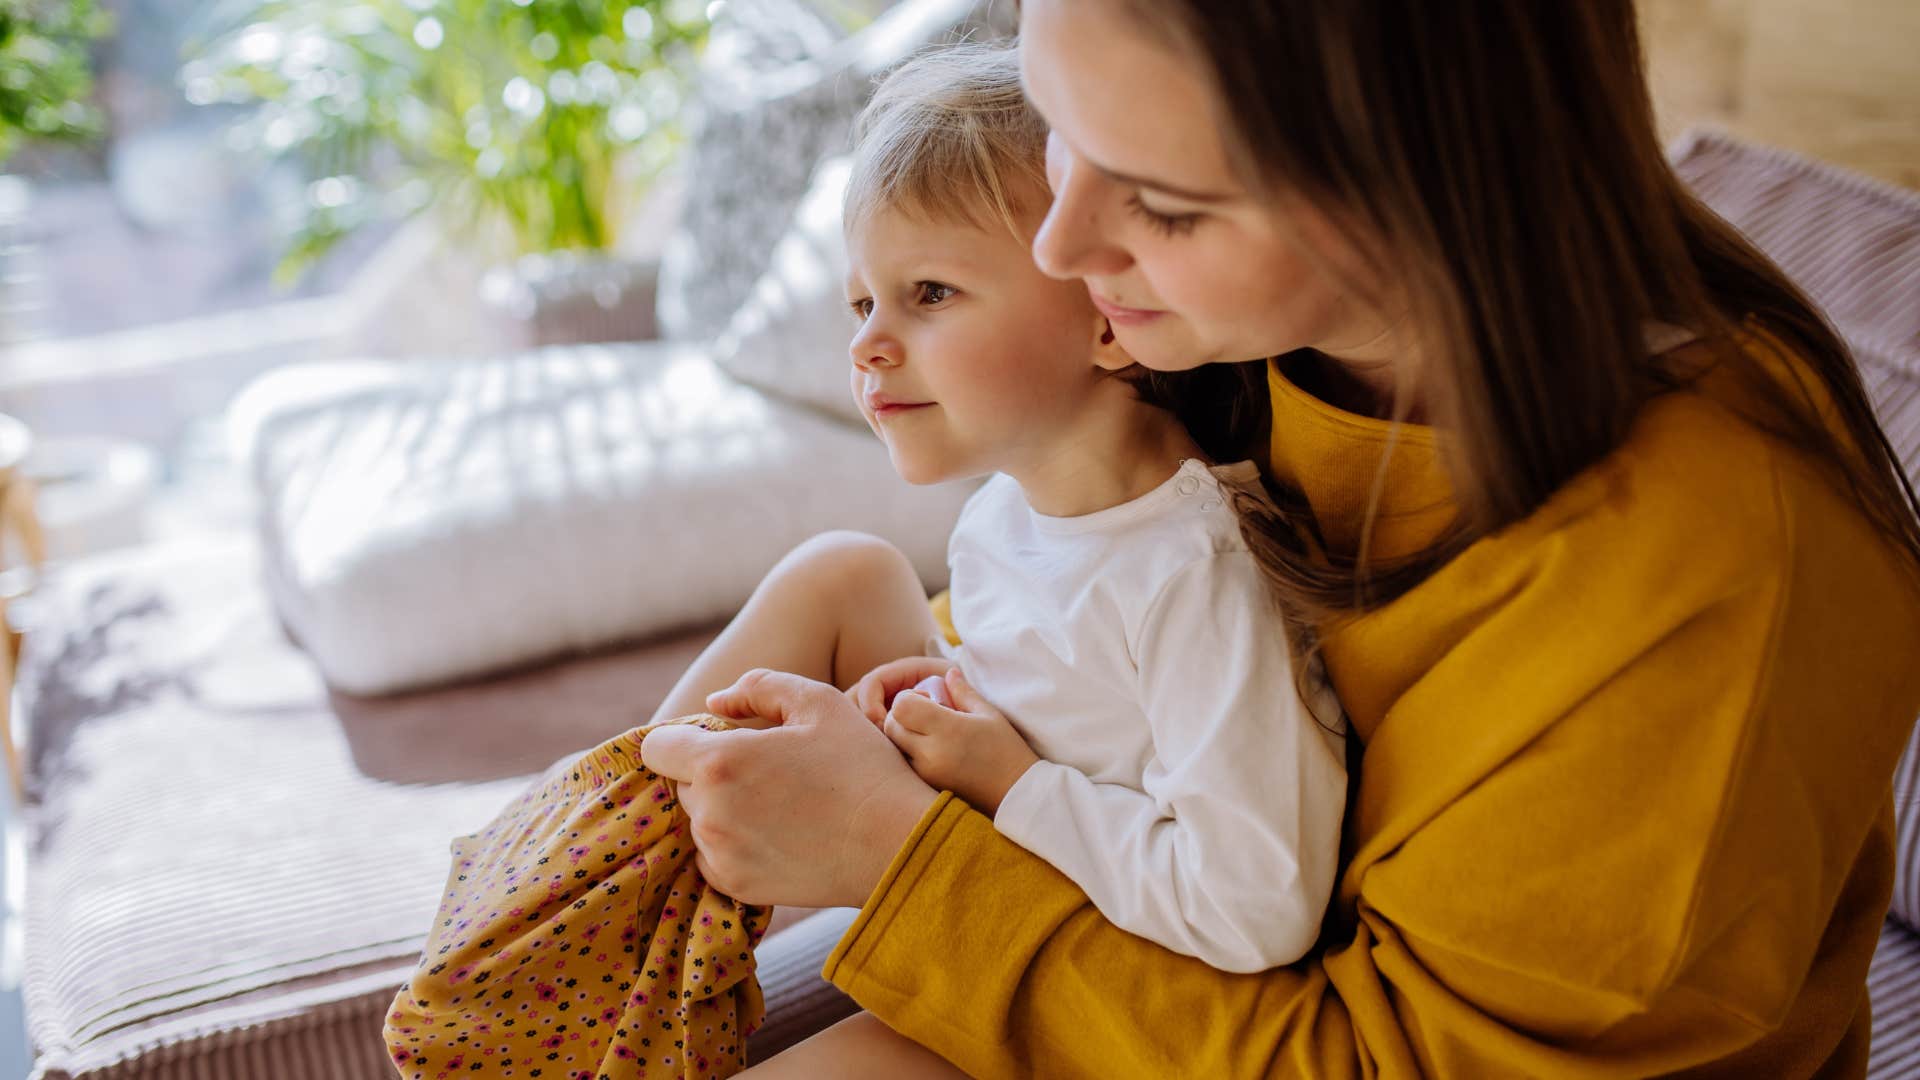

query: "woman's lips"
xmin=1090 ymin=292 xmax=1166 ymax=326
xmin=868 ymin=397 xmax=935 ymax=418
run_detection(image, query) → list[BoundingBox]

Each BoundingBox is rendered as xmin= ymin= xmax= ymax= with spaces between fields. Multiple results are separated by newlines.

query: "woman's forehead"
xmin=1016 ymin=0 xmax=1238 ymax=198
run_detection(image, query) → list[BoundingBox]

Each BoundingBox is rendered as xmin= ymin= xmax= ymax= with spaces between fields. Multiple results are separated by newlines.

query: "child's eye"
xmin=847 ymin=297 xmax=873 ymax=321
xmin=916 ymin=281 xmax=956 ymax=306
xmin=1126 ymin=193 xmax=1200 ymax=237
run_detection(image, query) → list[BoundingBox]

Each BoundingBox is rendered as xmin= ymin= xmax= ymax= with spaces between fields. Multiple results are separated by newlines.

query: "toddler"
xmin=657 ymin=42 xmax=1348 ymax=978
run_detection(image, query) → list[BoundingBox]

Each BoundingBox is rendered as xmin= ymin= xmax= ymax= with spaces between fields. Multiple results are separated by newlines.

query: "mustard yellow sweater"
xmin=822 ymin=338 xmax=1920 ymax=1078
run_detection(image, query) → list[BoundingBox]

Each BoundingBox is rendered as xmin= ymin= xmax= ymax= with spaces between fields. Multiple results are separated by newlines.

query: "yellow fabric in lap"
xmin=386 ymin=715 xmax=771 ymax=1080
xmin=929 ymin=588 xmax=960 ymax=647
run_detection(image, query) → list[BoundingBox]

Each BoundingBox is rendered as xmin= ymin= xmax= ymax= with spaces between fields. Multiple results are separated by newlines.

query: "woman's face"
xmin=1018 ymin=0 xmax=1391 ymax=373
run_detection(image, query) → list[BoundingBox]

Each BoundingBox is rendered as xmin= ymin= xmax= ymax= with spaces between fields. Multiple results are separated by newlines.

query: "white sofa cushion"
xmin=229 ymin=343 xmax=976 ymax=695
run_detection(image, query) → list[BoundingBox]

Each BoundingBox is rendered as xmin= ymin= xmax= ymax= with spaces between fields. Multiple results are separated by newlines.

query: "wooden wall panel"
xmin=1639 ymin=0 xmax=1920 ymax=189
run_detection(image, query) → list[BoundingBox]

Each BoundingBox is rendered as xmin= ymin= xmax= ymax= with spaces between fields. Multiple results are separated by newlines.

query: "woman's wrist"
xmin=842 ymin=772 xmax=942 ymax=907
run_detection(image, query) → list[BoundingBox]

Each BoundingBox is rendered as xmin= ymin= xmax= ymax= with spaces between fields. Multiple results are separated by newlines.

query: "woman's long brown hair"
xmin=1125 ymin=0 xmax=1920 ymax=628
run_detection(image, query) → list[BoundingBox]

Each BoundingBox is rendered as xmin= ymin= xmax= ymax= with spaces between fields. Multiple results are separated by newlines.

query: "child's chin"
xmin=894 ymin=465 xmax=949 ymax=486
xmin=888 ymin=453 xmax=957 ymax=487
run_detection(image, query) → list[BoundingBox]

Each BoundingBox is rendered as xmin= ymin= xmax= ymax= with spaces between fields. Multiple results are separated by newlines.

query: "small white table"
xmin=23 ymin=435 xmax=159 ymax=559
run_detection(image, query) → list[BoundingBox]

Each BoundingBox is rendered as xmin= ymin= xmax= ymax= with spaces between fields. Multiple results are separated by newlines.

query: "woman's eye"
xmin=917 ymin=281 xmax=956 ymax=305
xmin=1126 ymin=194 xmax=1200 ymax=237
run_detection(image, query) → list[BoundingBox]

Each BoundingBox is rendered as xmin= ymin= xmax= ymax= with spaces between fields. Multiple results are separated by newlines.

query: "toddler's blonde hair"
xmin=847 ymin=42 xmax=1049 ymax=238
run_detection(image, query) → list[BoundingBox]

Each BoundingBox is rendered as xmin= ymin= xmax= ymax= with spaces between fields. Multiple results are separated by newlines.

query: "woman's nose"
xmin=1033 ymin=138 xmax=1132 ymax=280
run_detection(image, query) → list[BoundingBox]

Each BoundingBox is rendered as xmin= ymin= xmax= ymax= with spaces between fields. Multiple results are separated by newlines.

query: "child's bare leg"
xmin=742 ymin=1011 xmax=969 ymax=1078
xmin=649 ymin=531 xmax=939 ymax=725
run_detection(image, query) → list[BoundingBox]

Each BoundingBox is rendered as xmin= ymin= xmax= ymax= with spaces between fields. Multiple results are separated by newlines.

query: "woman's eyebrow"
xmin=1092 ymin=160 xmax=1231 ymax=204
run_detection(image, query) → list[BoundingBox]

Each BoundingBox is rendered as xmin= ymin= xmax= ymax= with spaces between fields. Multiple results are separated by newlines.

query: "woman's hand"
xmin=846 ymin=656 xmax=957 ymax=728
xmin=884 ymin=667 xmax=1039 ymax=818
xmin=640 ymin=668 xmax=940 ymax=908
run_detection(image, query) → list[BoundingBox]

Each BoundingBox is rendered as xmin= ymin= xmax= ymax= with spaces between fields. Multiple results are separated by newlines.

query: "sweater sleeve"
xmin=990 ymin=554 xmax=1347 ymax=973
xmin=821 ymin=457 xmax=1920 ymax=1078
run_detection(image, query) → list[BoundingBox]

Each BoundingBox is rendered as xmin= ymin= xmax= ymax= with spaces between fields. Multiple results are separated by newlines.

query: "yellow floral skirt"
xmin=385 ymin=715 xmax=770 ymax=1079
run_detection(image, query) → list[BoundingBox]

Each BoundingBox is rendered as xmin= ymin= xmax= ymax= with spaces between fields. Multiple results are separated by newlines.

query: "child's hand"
xmin=846 ymin=656 xmax=956 ymax=728
xmin=883 ymin=667 xmax=1039 ymax=817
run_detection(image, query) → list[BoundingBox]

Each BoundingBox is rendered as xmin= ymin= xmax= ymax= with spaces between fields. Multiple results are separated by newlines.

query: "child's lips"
xmin=866 ymin=394 xmax=935 ymax=417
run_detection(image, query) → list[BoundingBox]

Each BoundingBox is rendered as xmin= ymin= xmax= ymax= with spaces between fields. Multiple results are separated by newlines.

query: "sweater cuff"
xmin=822 ymin=790 xmax=965 ymax=984
xmin=989 ymin=758 xmax=1058 ymax=841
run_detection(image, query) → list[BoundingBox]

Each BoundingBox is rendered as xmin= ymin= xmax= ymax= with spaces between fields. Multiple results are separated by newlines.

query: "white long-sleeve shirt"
xmin=934 ymin=458 xmax=1349 ymax=972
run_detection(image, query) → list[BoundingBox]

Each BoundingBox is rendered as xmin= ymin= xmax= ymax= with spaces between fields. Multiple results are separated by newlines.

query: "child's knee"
xmin=779 ymin=526 xmax=913 ymax=584
xmin=778 ymin=531 xmax=915 ymax=596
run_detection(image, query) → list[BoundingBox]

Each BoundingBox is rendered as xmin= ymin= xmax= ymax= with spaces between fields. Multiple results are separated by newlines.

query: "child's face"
xmin=844 ymin=205 xmax=1110 ymax=485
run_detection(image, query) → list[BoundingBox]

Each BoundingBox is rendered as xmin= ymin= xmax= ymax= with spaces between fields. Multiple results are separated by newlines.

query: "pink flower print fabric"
xmin=385 ymin=715 xmax=771 ymax=1079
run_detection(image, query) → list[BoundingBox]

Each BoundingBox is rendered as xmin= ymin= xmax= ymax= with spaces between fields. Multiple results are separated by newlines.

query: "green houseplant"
xmin=0 ymin=0 xmax=107 ymax=344
xmin=0 ymin=0 xmax=110 ymax=164
xmin=184 ymin=0 xmax=710 ymax=287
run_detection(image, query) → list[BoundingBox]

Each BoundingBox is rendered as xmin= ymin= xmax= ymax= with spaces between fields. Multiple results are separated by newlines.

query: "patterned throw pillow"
xmin=654 ymin=0 xmax=1003 ymax=344
xmin=711 ymin=156 xmax=863 ymax=426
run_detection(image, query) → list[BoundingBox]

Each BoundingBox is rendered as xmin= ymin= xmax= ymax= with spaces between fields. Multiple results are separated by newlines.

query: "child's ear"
xmin=1090 ymin=319 xmax=1135 ymax=372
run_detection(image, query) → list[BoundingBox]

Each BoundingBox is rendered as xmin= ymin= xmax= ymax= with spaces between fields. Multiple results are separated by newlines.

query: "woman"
xmin=643 ymin=1 xmax=1920 ymax=1074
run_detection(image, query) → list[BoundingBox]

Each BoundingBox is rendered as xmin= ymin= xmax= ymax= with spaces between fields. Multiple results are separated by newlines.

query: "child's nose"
xmin=850 ymin=324 xmax=902 ymax=370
